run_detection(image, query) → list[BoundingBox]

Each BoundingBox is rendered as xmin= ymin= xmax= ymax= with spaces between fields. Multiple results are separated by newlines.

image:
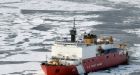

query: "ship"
xmin=41 ymin=19 xmax=128 ymax=75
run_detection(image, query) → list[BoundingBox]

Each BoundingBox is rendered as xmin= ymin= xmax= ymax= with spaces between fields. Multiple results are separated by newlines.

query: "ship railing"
xmin=55 ymin=40 xmax=116 ymax=46
xmin=55 ymin=40 xmax=85 ymax=46
xmin=47 ymin=56 xmax=81 ymax=66
xmin=60 ymin=59 xmax=81 ymax=66
xmin=51 ymin=56 xmax=79 ymax=61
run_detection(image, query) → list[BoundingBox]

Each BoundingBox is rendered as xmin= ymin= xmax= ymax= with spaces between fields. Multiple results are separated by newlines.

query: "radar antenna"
xmin=70 ymin=18 xmax=77 ymax=42
xmin=73 ymin=18 xmax=76 ymax=29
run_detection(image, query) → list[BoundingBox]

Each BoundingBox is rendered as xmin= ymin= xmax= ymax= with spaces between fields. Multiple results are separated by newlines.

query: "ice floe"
xmin=123 ymin=29 xmax=140 ymax=37
xmin=0 ymin=62 xmax=41 ymax=75
xmin=0 ymin=0 xmax=21 ymax=3
xmin=20 ymin=0 xmax=114 ymax=11
xmin=109 ymin=0 xmax=140 ymax=5
xmin=88 ymin=65 xmax=140 ymax=75
xmin=0 ymin=51 xmax=47 ymax=61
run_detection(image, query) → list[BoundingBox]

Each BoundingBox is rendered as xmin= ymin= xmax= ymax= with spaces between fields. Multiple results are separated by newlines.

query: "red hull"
xmin=41 ymin=52 xmax=128 ymax=75
xmin=41 ymin=65 xmax=78 ymax=75
xmin=82 ymin=52 xmax=128 ymax=73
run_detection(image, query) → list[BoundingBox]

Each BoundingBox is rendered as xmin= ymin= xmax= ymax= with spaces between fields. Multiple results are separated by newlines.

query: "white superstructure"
xmin=51 ymin=41 xmax=114 ymax=60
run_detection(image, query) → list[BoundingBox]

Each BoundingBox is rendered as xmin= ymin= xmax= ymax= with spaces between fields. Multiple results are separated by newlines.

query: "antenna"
xmin=73 ymin=18 xmax=76 ymax=29
xmin=70 ymin=18 xmax=77 ymax=42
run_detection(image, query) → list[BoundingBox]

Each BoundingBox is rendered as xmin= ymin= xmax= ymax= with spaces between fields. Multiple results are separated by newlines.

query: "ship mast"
xmin=70 ymin=18 xmax=77 ymax=42
xmin=73 ymin=18 xmax=76 ymax=28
